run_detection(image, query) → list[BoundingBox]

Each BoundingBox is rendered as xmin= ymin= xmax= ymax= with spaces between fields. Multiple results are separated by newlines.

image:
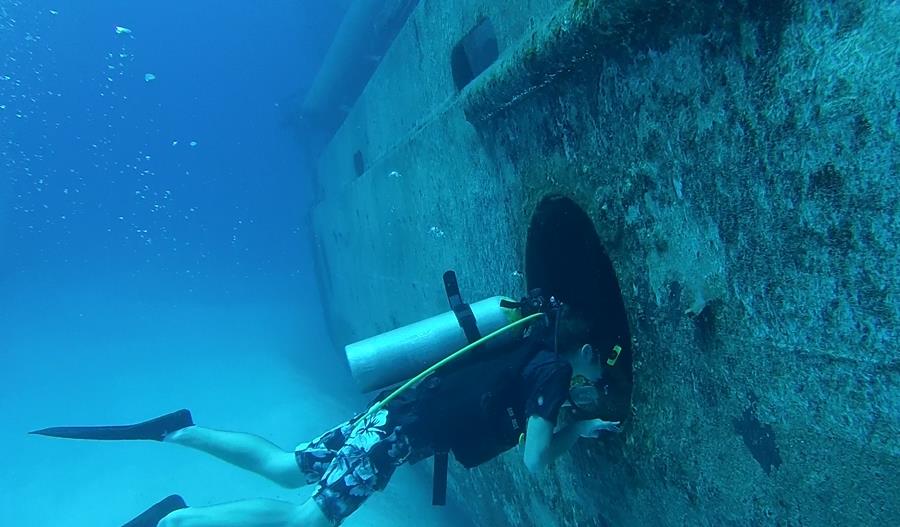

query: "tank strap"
xmin=431 ymin=270 xmax=482 ymax=507
xmin=432 ymin=450 xmax=449 ymax=506
xmin=443 ymin=270 xmax=482 ymax=343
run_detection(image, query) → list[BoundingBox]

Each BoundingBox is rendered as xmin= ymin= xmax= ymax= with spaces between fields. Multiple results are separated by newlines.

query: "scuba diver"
xmin=30 ymin=273 xmax=621 ymax=527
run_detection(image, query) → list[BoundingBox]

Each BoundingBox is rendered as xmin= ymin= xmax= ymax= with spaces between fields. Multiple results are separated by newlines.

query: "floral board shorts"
xmin=294 ymin=408 xmax=431 ymax=526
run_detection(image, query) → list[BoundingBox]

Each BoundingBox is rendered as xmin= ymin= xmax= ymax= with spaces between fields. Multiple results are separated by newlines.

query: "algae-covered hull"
xmin=308 ymin=1 xmax=899 ymax=525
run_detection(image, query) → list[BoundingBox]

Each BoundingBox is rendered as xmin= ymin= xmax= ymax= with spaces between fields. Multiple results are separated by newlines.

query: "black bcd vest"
xmin=402 ymin=333 xmax=546 ymax=468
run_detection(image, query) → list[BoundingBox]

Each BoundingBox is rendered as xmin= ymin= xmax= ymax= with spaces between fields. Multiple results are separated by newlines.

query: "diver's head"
xmin=555 ymin=311 xmax=609 ymax=414
xmin=556 ymin=312 xmax=604 ymax=382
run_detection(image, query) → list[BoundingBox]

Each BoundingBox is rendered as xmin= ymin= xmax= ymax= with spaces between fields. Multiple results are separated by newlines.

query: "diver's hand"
xmin=575 ymin=419 xmax=621 ymax=438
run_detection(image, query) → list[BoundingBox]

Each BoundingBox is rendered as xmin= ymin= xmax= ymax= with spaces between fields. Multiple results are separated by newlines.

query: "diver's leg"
xmin=157 ymin=497 xmax=329 ymax=527
xmin=165 ymin=427 xmax=305 ymax=489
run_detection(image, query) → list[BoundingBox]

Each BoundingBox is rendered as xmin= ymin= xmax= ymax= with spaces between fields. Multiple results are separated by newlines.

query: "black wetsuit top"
xmin=520 ymin=348 xmax=573 ymax=424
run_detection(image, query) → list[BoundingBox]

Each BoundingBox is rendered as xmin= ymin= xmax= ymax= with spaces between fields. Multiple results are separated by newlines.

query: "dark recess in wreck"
xmin=734 ymin=394 xmax=783 ymax=475
xmin=451 ymin=17 xmax=499 ymax=91
xmin=353 ymin=150 xmax=365 ymax=177
xmin=525 ymin=195 xmax=633 ymax=422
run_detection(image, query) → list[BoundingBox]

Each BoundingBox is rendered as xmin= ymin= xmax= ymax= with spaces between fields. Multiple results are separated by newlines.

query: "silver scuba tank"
xmin=345 ymin=296 xmax=522 ymax=393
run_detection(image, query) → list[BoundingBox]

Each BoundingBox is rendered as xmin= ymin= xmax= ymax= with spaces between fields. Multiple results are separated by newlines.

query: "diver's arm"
xmin=522 ymin=416 xmax=579 ymax=473
xmin=523 ymin=417 xmax=621 ymax=474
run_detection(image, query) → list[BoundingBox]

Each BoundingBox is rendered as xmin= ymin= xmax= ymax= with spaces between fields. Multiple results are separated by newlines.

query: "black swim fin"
xmin=29 ymin=409 xmax=193 ymax=441
xmin=122 ymin=494 xmax=187 ymax=527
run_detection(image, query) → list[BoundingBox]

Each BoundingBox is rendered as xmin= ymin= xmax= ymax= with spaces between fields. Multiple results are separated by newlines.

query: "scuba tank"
xmin=345 ymin=294 xmax=522 ymax=393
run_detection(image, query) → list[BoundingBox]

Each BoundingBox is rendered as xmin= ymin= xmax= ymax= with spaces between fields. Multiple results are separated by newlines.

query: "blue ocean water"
xmin=1 ymin=2 xmax=470 ymax=525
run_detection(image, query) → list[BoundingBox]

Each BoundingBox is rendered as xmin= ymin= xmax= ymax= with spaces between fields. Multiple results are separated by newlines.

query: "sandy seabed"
xmin=0 ymin=274 xmax=474 ymax=526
